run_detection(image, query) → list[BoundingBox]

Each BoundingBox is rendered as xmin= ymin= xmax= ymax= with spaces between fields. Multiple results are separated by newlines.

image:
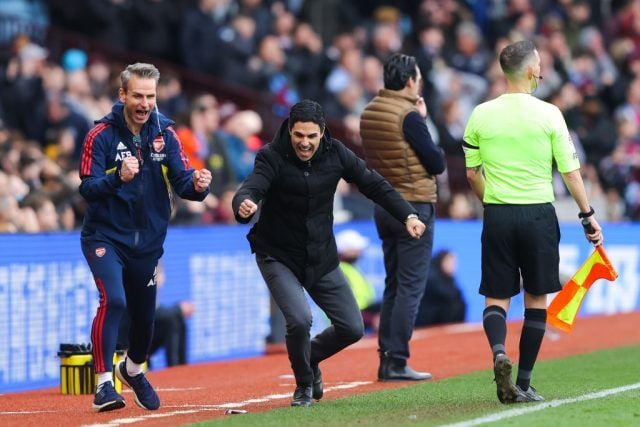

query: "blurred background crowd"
xmin=1 ymin=0 xmax=640 ymax=234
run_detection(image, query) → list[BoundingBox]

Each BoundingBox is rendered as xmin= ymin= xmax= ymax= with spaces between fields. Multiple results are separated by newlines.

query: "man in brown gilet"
xmin=360 ymin=53 xmax=445 ymax=381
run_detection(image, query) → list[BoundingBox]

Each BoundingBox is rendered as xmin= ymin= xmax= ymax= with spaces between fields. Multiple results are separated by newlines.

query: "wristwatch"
xmin=405 ymin=213 xmax=419 ymax=223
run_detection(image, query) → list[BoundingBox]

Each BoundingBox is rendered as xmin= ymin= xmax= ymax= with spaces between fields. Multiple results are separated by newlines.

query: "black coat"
xmin=232 ymin=120 xmax=415 ymax=287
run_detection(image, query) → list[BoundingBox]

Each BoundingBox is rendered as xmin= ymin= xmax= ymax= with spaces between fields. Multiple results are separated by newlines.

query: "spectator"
xmin=155 ymin=72 xmax=189 ymax=120
xmin=415 ymin=249 xmax=466 ymax=327
xmin=220 ymin=14 xmax=258 ymax=86
xmin=0 ymin=193 xmax=19 ymax=233
xmin=21 ymin=192 xmax=60 ymax=231
xmin=335 ymin=229 xmax=380 ymax=333
xmin=82 ymin=0 xmax=133 ymax=50
xmin=246 ymin=35 xmax=300 ymax=117
xmin=238 ymin=0 xmax=273 ymax=42
xmin=180 ymin=0 xmax=227 ymax=77
xmin=38 ymin=93 xmax=91 ymax=164
xmin=287 ymin=22 xmax=325 ymax=101
xmin=220 ymin=110 xmax=262 ymax=182
xmin=446 ymin=21 xmax=492 ymax=76
xmin=0 ymin=42 xmax=48 ymax=141
xmin=130 ymin=0 xmax=182 ymax=62
xmin=6 ymin=0 xmax=640 ymax=223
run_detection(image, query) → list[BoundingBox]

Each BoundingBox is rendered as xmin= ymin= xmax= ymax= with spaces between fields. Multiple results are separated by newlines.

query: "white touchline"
xmin=82 ymin=380 xmax=374 ymax=427
xmin=440 ymin=382 xmax=640 ymax=427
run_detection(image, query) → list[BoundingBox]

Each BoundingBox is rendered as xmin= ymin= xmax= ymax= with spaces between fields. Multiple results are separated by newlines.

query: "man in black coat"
xmin=232 ymin=99 xmax=425 ymax=407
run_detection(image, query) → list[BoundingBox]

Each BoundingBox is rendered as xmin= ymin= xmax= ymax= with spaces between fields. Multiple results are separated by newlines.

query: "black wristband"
xmin=578 ymin=206 xmax=594 ymax=219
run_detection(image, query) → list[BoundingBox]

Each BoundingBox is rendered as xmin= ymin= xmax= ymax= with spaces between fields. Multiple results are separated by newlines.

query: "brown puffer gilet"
xmin=360 ymin=89 xmax=437 ymax=203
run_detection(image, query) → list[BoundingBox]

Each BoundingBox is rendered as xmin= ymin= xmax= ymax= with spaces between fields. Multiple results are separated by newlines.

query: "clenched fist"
xmin=237 ymin=199 xmax=258 ymax=219
xmin=119 ymin=156 xmax=139 ymax=183
xmin=406 ymin=216 xmax=425 ymax=239
xmin=193 ymin=169 xmax=212 ymax=192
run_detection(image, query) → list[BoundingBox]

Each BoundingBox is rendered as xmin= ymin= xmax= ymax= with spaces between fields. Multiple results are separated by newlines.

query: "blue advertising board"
xmin=0 ymin=221 xmax=638 ymax=392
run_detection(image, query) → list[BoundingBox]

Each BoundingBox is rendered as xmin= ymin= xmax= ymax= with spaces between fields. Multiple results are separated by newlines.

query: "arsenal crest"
xmin=153 ymin=135 xmax=165 ymax=152
xmin=95 ymin=247 xmax=106 ymax=257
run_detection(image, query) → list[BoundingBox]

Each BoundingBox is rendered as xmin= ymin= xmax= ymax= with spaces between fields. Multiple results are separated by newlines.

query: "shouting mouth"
xmin=134 ymin=109 xmax=149 ymax=122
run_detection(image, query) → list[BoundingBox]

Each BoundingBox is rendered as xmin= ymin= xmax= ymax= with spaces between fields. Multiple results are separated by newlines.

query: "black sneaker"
xmin=115 ymin=359 xmax=160 ymax=410
xmin=493 ymin=354 xmax=518 ymax=404
xmin=291 ymin=385 xmax=313 ymax=407
xmin=312 ymin=364 xmax=323 ymax=400
xmin=515 ymin=385 xmax=545 ymax=402
xmin=92 ymin=381 xmax=125 ymax=412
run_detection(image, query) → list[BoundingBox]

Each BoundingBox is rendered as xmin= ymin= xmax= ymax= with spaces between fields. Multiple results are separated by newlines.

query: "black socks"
xmin=517 ymin=308 xmax=547 ymax=390
xmin=483 ymin=305 xmax=507 ymax=360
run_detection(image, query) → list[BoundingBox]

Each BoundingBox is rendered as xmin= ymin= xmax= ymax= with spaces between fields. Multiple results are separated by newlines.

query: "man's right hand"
xmin=237 ymin=199 xmax=258 ymax=219
xmin=119 ymin=156 xmax=140 ymax=182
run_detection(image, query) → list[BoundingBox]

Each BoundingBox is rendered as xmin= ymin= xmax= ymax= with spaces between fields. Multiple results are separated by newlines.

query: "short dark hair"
xmin=383 ymin=53 xmax=417 ymax=90
xmin=289 ymin=99 xmax=325 ymax=131
xmin=499 ymin=40 xmax=537 ymax=78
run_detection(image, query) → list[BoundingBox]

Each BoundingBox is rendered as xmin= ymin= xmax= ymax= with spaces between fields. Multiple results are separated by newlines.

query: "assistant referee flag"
xmin=548 ymin=246 xmax=618 ymax=333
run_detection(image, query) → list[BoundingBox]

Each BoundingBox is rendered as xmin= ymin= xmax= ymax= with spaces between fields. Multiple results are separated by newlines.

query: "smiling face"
xmin=118 ymin=74 xmax=157 ymax=133
xmin=289 ymin=121 xmax=323 ymax=161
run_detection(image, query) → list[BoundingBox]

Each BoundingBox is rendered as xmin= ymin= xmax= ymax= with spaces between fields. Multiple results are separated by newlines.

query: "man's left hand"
xmin=406 ymin=217 xmax=425 ymax=239
xmin=193 ymin=169 xmax=212 ymax=192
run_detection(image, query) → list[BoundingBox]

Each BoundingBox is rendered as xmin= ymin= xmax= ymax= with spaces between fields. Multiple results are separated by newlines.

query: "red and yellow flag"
xmin=548 ymin=246 xmax=618 ymax=333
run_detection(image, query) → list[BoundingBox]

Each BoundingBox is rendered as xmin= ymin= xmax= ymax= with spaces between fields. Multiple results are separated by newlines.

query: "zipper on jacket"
xmin=134 ymin=231 xmax=139 ymax=247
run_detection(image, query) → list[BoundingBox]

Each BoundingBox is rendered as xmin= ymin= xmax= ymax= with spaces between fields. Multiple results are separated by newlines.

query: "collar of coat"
xmin=378 ymin=88 xmax=420 ymax=104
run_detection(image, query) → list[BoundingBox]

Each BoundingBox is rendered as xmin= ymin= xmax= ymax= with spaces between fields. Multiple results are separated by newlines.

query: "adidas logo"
xmin=117 ymin=141 xmax=127 ymax=150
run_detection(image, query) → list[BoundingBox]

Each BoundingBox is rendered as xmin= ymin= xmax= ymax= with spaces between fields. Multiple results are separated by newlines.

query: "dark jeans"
xmin=374 ymin=202 xmax=435 ymax=362
xmin=257 ymin=255 xmax=364 ymax=385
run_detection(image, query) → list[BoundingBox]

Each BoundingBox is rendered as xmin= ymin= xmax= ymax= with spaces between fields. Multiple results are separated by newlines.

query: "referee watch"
xmin=578 ymin=206 xmax=595 ymax=219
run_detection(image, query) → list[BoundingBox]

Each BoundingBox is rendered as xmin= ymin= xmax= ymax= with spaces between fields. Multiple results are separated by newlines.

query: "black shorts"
xmin=480 ymin=203 xmax=562 ymax=298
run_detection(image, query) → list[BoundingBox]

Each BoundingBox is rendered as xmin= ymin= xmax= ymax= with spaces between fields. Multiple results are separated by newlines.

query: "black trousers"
xmin=257 ymin=254 xmax=364 ymax=385
xmin=374 ymin=202 xmax=435 ymax=362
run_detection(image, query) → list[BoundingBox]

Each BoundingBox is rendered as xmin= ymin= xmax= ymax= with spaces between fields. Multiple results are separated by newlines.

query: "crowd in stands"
xmin=1 ymin=0 xmax=640 ymax=234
